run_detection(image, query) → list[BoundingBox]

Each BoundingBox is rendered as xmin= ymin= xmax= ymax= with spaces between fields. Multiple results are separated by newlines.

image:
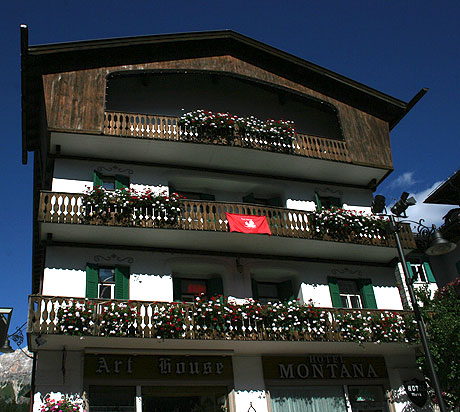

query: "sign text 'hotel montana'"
xmin=263 ymin=356 xmax=388 ymax=380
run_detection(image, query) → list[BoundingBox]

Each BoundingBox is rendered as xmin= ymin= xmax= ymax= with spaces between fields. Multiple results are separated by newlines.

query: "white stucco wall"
xmin=51 ymin=159 xmax=375 ymax=212
xmin=232 ymin=356 xmax=268 ymax=412
xmin=43 ymin=246 xmax=403 ymax=310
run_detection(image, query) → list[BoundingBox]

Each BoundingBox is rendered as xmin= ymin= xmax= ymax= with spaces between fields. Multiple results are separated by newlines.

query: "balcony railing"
xmin=38 ymin=192 xmax=416 ymax=249
xmin=103 ymin=111 xmax=352 ymax=163
xmin=29 ymin=295 xmax=416 ymax=344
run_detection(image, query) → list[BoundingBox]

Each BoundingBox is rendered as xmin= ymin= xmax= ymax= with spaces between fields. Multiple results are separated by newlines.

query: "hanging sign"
xmin=226 ymin=213 xmax=271 ymax=235
xmin=404 ymin=379 xmax=428 ymax=407
xmin=84 ymin=355 xmax=233 ymax=381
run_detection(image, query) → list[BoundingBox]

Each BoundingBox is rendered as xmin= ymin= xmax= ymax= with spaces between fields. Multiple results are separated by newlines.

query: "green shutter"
xmin=200 ymin=193 xmax=216 ymax=201
xmin=251 ymin=279 xmax=259 ymax=300
xmin=268 ymin=197 xmax=283 ymax=207
xmin=86 ymin=263 xmax=99 ymax=299
xmin=423 ymin=262 xmax=436 ymax=283
xmin=359 ymin=279 xmax=378 ymax=309
xmin=243 ymin=193 xmax=256 ymax=204
xmin=115 ymin=266 xmax=130 ymax=300
xmin=314 ymin=192 xmax=322 ymax=212
xmin=115 ymin=175 xmax=130 ymax=189
xmin=406 ymin=261 xmax=415 ymax=280
xmin=328 ymin=277 xmax=342 ymax=308
xmin=208 ymin=277 xmax=224 ymax=301
xmin=277 ymin=280 xmax=294 ymax=301
xmin=173 ymin=278 xmax=182 ymax=302
xmin=93 ymin=171 xmax=103 ymax=188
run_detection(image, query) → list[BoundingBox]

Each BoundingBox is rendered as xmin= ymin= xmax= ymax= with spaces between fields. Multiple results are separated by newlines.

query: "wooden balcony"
xmin=28 ymin=295 xmax=416 ymax=348
xmin=103 ymin=111 xmax=352 ymax=164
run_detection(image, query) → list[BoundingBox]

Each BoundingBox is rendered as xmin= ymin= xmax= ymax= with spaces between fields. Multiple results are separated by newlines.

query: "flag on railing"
xmin=225 ymin=213 xmax=271 ymax=235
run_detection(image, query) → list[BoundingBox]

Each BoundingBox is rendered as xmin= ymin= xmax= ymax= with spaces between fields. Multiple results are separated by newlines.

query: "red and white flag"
xmin=225 ymin=213 xmax=271 ymax=235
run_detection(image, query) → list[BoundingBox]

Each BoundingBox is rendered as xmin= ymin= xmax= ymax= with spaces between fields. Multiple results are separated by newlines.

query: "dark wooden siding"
xmin=43 ymin=55 xmax=393 ymax=169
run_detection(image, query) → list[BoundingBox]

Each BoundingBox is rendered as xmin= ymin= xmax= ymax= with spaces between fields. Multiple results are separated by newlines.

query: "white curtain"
xmin=270 ymin=386 xmax=347 ymax=412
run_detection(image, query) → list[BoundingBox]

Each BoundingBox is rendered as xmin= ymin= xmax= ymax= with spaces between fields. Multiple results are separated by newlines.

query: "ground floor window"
xmin=270 ymin=386 xmax=348 ymax=412
xmin=270 ymin=385 xmax=389 ymax=412
xmin=142 ymin=386 xmax=228 ymax=412
xmin=89 ymin=385 xmax=136 ymax=412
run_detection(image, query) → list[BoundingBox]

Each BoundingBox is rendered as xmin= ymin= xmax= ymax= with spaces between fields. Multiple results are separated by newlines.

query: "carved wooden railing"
xmin=38 ymin=192 xmax=416 ymax=249
xmin=103 ymin=111 xmax=352 ymax=163
xmin=28 ymin=295 xmax=416 ymax=344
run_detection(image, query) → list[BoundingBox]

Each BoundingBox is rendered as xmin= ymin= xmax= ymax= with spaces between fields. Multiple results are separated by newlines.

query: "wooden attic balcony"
xmin=103 ymin=111 xmax=352 ymax=164
xmin=38 ymin=192 xmax=416 ymax=263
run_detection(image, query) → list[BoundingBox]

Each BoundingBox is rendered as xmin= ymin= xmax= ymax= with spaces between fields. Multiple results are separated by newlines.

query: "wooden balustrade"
xmin=38 ymin=192 xmax=416 ymax=249
xmin=28 ymin=295 xmax=416 ymax=344
xmin=103 ymin=111 xmax=351 ymax=163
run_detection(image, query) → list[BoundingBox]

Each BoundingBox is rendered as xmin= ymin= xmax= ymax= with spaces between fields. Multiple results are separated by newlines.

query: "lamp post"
xmin=372 ymin=193 xmax=456 ymax=412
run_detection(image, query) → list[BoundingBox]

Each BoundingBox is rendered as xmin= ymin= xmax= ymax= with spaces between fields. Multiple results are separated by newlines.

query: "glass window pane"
xmin=270 ymin=386 xmax=347 ymax=412
xmin=341 ymin=296 xmax=349 ymax=308
xmin=350 ymin=295 xmax=362 ymax=309
xmin=338 ymin=280 xmax=359 ymax=294
xmin=99 ymin=285 xmax=113 ymax=299
xmin=101 ymin=177 xmax=115 ymax=191
xmin=99 ymin=268 xmax=115 ymax=283
xmin=258 ymin=283 xmax=278 ymax=298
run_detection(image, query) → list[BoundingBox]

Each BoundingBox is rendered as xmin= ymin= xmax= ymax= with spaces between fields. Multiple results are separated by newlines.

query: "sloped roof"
xmin=21 ymin=27 xmax=426 ymax=163
xmin=424 ymin=168 xmax=460 ymax=205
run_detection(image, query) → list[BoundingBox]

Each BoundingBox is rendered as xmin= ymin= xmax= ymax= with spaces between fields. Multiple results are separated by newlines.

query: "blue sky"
xmin=1 ymin=0 xmax=459 ymax=339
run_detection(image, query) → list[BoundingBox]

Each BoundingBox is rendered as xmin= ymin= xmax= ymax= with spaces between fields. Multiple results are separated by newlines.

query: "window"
xmin=243 ymin=193 xmax=283 ymax=207
xmin=328 ymin=277 xmax=377 ymax=309
xmin=173 ymin=277 xmax=223 ymax=302
xmin=315 ymin=192 xmax=342 ymax=211
xmin=93 ymin=171 xmax=130 ymax=190
xmin=406 ymin=260 xmax=436 ymax=283
xmin=337 ymin=280 xmax=362 ymax=309
xmin=252 ymin=280 xmax=294 ymax=303
xmin=98 ymin=267 xmax=115 ymax=299
xmin=86 ymin=263 xmax=130 ymax=300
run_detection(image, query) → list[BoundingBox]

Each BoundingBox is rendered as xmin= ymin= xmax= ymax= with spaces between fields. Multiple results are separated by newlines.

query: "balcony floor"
xmin=40 ymin=222 xmax=406 ymax=264
xmin=50 ymin=131 xmax=389 ymax=186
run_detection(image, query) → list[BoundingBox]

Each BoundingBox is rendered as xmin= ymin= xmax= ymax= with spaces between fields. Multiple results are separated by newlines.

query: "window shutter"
xmin=406 ymin=261 xmax=415 ymax=280
xmin=208 ymin=277 xmax=224 ymax=302
xmin=268 ymin=197 xmax=283 ymax=207
xmin=314 ymin=192 xmax=322 ymax=212
xmin=200 ymin=193 xmax=216 ymax=201
xmin=93 ymin=171 xmax=103 ymax=188
xmin=251 ymin=279 xmax=259 ymax=300
xmin=115 ymin=175 xmax=130 ymax=189
xmin=359 ymin=279 xmax=378 ymax=309
xmin=277 ymin=280 xmax=294 ymax=301
xmin=85 ymin=263 xmax=99 ymax=299
xmin=328 ymin=277 xmax=342 ymax=308
xmin=115 ymin=266 xmax=130 ymax=300
xmin=423 ymin=262 xmax=436 ymax=283
xmin=173 ymin=278 xmax=182 ymax=302
xmin=243 ymin=193 xmax=256 ymax=204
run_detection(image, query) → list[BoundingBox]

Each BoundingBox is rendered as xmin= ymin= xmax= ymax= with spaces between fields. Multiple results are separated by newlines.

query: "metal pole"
xmin=390 ymin=215 xmax=448 ymax=412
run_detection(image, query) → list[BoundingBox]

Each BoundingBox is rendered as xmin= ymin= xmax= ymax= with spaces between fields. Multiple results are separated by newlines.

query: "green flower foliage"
xmin=309 ymin=208 xmax=387 ymax=242
xmin=178 ymin=109 xmax=295 ymax=152
xmin=82 ymin=188 xmax=182 ymax=226
xmin=416 ymin=277 xmax=460 ymax=410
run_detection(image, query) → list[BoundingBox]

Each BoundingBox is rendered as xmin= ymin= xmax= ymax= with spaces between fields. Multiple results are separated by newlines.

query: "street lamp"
xmin=372 ymin=192 xmax=456 ymax=412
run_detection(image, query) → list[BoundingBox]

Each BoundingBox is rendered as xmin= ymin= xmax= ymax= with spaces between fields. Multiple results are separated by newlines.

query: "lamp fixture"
xmin=390 ymin=192 xmax=416 ymax=217
xmin=425 ymin=230 xmax=457 ymax=256
xmin=371 ymin=195 xmax=386 ymax=214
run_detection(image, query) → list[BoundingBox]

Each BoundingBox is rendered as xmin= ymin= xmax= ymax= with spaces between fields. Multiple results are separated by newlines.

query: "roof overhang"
xmin=21 ymin=26 xmax=426 ymax=163
xmin=424 ymin=168 xmax=460 ymax=205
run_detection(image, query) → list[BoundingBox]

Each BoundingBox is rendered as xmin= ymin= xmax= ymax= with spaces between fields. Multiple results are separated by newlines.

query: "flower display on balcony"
xmin=82 ymin=187 xmax=182 ymax=226
xmin=178 ymin=109 xmax=295 ymax=152
xmin=39 ymin=394 xmax=86 ymax=412
xmin=309 ymin=208 xmax=387 ymax=242
xmin=54 ymin=296 xmax=416 ymax=344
